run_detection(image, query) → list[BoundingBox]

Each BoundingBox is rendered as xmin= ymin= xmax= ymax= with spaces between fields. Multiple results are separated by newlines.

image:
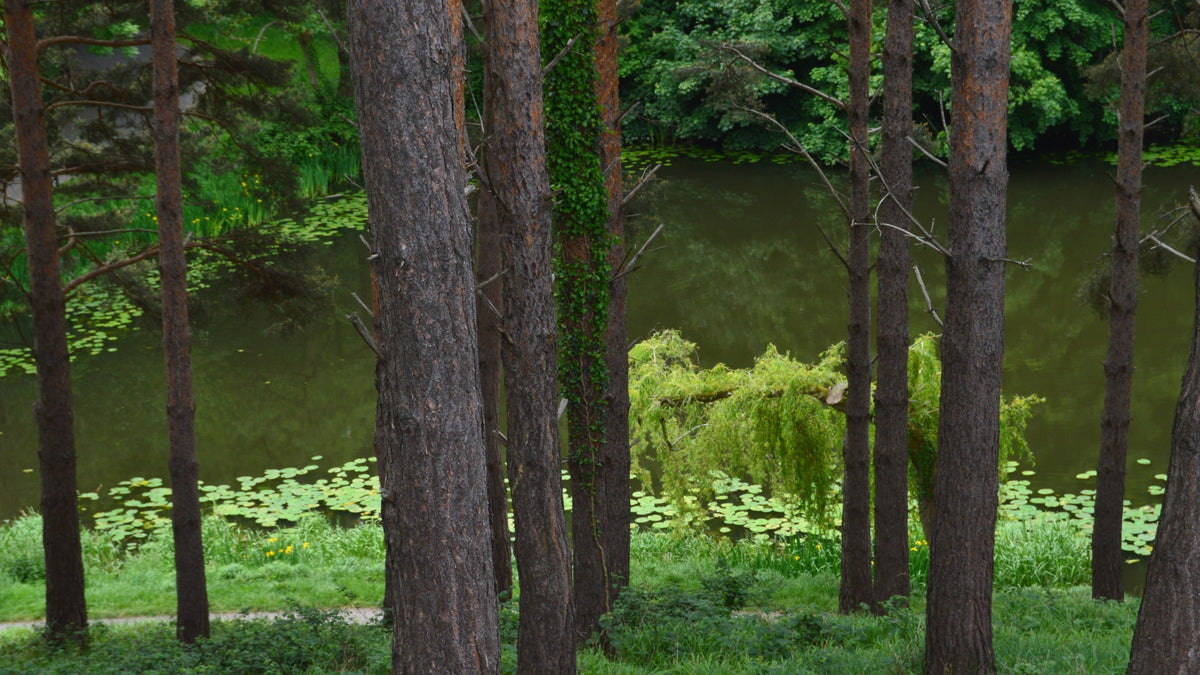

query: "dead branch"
xmin=252 ymin=21 xmax=283 ymax=53
xmin=621 ymin=163 xmax=661 ymax=207
xmin=347 ymin=312 xmax=384 ymax=360
xmin=916 ymin=0 xmax=955 ymax=52
xmin=43 ymin=100 xmax=151 ymax=115
xmin=1146 ymin=232 xmax=1196 ymax=263
xmin=543 ymin=33 xmax=582 ymax=77
xmin=476 ymin=267 xmax=509 ymax=292
xmin=907 ymin=136 xmax=948 ymax=168
xmin=722 ymin=44 xmax=846 ymax=111
xmin=613 ymin=221 xmax=665 ymax=281
xmin=38 ymin=36 xmax=151 ymax=51
xmin=738 ymin=106 xmax=850 ymax=223
xmin=914 ymin=265 xmax=944 ymax=327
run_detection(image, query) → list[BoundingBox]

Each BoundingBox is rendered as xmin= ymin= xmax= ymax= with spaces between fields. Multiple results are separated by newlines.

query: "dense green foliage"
xmin=619 ymin=0 xmax=1200 ymax=157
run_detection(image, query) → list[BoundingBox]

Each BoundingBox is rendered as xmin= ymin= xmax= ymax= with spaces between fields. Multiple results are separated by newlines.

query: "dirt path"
xmin=0 ymin=607 xmax=384 ymax=634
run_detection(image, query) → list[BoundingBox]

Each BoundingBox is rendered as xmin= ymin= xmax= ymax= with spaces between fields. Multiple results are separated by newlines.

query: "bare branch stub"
xmin=913 ymin=265 xmax=944 ymax=327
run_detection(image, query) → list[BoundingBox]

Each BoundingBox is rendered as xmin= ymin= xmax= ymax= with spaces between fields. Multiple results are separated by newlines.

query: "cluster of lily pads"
xmin=77 ymin=451 xmax=1163 ymax=567
xmin=623 ymin=146 xmax=803 ymax=173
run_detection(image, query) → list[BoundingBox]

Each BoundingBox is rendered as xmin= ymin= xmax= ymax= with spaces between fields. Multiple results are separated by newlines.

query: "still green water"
xmin=0 ymin=157 xmax=1196 ymax=525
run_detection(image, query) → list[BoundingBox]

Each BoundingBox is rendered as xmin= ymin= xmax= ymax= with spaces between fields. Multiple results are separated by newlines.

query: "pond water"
xmin=0 ymin=157 xmax=1197 ymax=533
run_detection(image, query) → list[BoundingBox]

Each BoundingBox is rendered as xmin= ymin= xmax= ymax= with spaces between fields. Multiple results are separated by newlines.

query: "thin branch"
xmin=543 ymin=33 xmax=582 ymax=77
xmin=350 ymin=292 xmax=375 ymax=318
xmin=58 ymin=228 xmax=159 ymax=239
xmin=347 ymin=312 xmax=384 ymax=360
xmin=252 ymin=20 xmax=283 ymax=53
xmin=476 ymin=267 xmax=509 ymax=292
xmin=1146 ymin=233 xmax=1196 ymax=263
xmin=907 ymin=135 xmax=948 ymax=168
xmin=613 ymin=221 xmax=665 ymax=281
xmin=316 ymin=9 xmax=351 ymax=56
xmin=43 ymin=100 xmax=151 ymax=114
xmin=38 ymin=36 xmax=151 ymax=51
xmin=916 ymin=0 xmax=955 ymax=51
xmin=913 ymin=265 xmax=944 ymax=327
xmin=738 ymin=106 xmax=850 ymax=222
xmin=621 ymin=163 xmax=661 ymax=207
xmin=619 ymin=101 xmax=641 ymax=126
xmin=722 ymin=44 xmax=846 ymax=111
xmin=460 ymin=4 xmax=484 ymax=45
xmin=987 ymin=257 xmax=1033 ymax=269
xmin=829 ymin=0 xmax=849 ymax=18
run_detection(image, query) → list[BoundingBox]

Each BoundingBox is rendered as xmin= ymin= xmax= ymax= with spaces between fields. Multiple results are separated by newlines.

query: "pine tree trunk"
xmin=150 ymin=0 xmax=210 ymax=643
xmin=1092 ymin=0 xmax=1146 ymax=603
xmin=4 ymin=0 xmax=88 ymax=641
xmin=924 ymin=0 xmax=1012 ymax=671
xmin=873 ymin=0 xmax=914 ymax=611
xmin=578 ymin=0 xmax=632 ymax=644
xmin=481 ymin=0 xmax=577 ymax=670
xmin=347 ymin=0 xmax=501 ymax=670
xmin=839 ymin=0 xmax=873 ymax=616
xmin=476 ymin=9 xmax=514 ymax=600
xmin=1128 ymin=191 xmax=1200 ymax=673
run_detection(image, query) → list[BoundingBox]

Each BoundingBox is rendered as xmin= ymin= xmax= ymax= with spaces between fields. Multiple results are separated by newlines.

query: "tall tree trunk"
xmin=873 ymin=0 xmax=914 ymax=612
xmin=476 ymin=163 xmax=513 ymax=598
xmin=1127 ymin=189 xmax=1200 ymax=675
xmin=150 ymin=0 xmax=210 ymax=643
xmin=542 ymin=0 xmax=614 ymax=647
xmin=573 ymin=0 xmax=633 ymax=644
xmin=924 ymin=0 xmax=1012 ymax=671
xmin=1092 ymin=0 xmax=1147 ymax=603
xmin=481 ymin=0 xmax=576 ymax=670
xmin=839 ymin=0 xmax=873 ymax=616
xmin=476 ymin=0 xmax=514 ymax=600
xmin=4 ymin=0 xmax=88 ymax=640
xmin=347 ymin=0 xmax=501 ymax=671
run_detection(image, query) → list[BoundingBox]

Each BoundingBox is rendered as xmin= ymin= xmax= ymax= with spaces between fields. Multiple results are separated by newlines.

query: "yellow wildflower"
xmin=285 ymin=545 xmax=293 ymax=554
xmin=266 ymin=550 xmax=274 ymax=557
xmin=302 ymin=542 xmax=310 ymax=549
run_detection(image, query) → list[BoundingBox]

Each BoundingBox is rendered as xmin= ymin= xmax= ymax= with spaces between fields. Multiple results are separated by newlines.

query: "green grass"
xmin=0 ymin=519 xmax=1137 ymax=674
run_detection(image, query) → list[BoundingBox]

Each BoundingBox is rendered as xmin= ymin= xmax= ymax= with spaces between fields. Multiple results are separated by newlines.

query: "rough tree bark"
xmin=542 ymin=0 xmax=614 ymax=647
xmin=150 ymin=0 xmax=210 ymax=643
xmin=476 ymin=3 xmax=514 ymax=599
xmin=1126 ymin=189 xmax=1200 ymax=674
xmin=347 ymin=0 xmax=501 ymax=670
xmin=1092 ymin=0 xmax=1147 ymax=603
xmin=873 ymin=0 xmax=915 ymax=612
xmin=4 ymin=0 xmax=88 ymax=640
xmin=481 ymin=0 xmax=576 ymax=670
xmin=573 ymin=0 xmax=633 ymax=643
xmin=839 ymin=0 xmax=873 ymax=615
xmin=923 ymin=0 xmax=1012 ymax=671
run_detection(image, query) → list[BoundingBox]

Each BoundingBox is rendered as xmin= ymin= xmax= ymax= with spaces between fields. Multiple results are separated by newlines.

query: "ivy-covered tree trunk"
xmin=873 ymin=0 xmax=914 ymax=612
xmin=591 ymin=0 xmax=632 ymax=642
xmin=4 ymin=0 xmax=88 ymax=640
xmin=924 ymin=0 xmax=1012 ymax=671
xmin=839 ymin=0 xmax=873 ymax=616
xmin=481 ymin=0 xmax=576 ymax=670
xmin=1127 ymin=189 xmax=1200 ymax=674
xmin=151 ymin=0 xmax=209 ymax=643
xmin=347 ymin=0 xmax=501 ymax=670
xmin=1092 ymin=0 xmax=1147 ymax=603
xmin=476 ymin=9 xmax=514 ymax=600
xmin=543 ymin=0 xmax=615 ymax=647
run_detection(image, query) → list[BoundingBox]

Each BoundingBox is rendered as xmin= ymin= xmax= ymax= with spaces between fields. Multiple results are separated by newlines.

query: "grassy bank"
xmin=0 ymin=510 xmax=1136 ymax=673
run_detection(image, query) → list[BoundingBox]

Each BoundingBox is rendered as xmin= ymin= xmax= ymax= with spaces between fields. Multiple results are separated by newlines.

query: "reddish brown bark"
xmin=1092 ymin=0 xmax=1147 ymax=603
xmin=568 ymin=0 xmax=633 ymax=644
xmin=839 ymin=0 xmax=873 ymax=616
xmin=1127 ymin=190 xmax=1200 ymax=674
xmin=151 ymin=0 xmax=209 ymax=643
xmin=476 ymin=1 xmax=514 ymax=599
xmin=924 ymin=0 xmax=1012 ymax=671
xmin=4 ymin=0 xmax=88 ymax=640
xmin=347 ymin=0 xmax=501 ymax=670
xmin=873 ymin=0 xmax=915 ymax=612
xmin=481 ymin=0 xmax=576 ymax=670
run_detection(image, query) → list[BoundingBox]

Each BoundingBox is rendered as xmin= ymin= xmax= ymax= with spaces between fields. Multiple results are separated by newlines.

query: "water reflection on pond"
xmin=0 ymin=157 xmax=1196 ymax=533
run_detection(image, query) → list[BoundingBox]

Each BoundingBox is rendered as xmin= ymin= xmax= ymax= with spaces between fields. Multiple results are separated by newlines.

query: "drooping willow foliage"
xmin=629 ymin=330 xmax=1043 ymax=538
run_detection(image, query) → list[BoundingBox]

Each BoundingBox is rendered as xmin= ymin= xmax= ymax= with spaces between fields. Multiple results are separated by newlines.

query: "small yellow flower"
xmin=285 ymin=545 xmax=293 ymax=554
xmin=793 ymin=555 xmax=800 ymax=561
xmin=911 ymin=547 xmax=918 ymax=552
xmin=268 ymin=537 xmax=278 ymax=543
xmin=266 ymin=550 xmax=274 ymax=557
xmin=302 ymin=542 xmax=310 ymax=549
xmin=816 ymin=544 xmax=821 ymax=550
